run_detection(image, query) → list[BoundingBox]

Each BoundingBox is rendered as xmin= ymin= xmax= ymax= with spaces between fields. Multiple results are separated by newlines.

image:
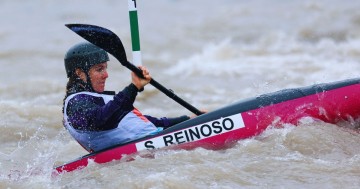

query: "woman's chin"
xmin=94 ymin=86 xmax=105 ymax=93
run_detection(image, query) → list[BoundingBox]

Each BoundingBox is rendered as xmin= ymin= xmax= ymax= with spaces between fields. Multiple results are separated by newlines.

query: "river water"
xmin=1 ymin=0 xmax=360 ymax=188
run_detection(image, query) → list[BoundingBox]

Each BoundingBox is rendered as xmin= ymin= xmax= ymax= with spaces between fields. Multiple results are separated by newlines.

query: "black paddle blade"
xmin=66 ymin=24 xmax=128 ymax=65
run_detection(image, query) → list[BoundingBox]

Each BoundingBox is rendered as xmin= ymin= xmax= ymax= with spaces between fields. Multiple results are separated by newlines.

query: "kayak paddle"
xmin=65 ymin=24 xmax=203 ymax=116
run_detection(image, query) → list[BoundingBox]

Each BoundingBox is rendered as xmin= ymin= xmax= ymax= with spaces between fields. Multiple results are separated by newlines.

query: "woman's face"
xmin=76 ymin=62 xmax=109 ymax=93
xmin=88 ymin=62 xmax=108 ymax=93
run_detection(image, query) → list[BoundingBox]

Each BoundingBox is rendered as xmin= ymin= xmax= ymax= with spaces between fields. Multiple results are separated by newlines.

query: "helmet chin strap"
xmin=76 ymin=68 xmax=95 ymax=92
xmin=84 ymin=71 xmax=95 ymax=92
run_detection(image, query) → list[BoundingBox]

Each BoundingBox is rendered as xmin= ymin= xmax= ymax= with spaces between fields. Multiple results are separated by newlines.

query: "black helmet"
xmin=64 ymin=42 xmax=109 ymax=78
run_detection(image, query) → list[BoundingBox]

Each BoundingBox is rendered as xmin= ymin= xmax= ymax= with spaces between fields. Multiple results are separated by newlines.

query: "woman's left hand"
xmin=189 ymin=110 xmax=208 ymax=118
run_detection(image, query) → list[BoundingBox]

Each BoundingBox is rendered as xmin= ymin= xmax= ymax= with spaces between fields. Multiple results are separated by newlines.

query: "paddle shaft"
xmin=128 ymin=0 xmax=142 ymax=66
xmin=125 ymin=61 xmax=203 ymax=116
xmin=125 ymin=4 xmax=201 ymax=115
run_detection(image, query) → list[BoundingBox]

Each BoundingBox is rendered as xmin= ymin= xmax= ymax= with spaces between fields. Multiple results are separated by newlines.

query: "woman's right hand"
xmin=131 ymin=66 xmax=152 ymax=90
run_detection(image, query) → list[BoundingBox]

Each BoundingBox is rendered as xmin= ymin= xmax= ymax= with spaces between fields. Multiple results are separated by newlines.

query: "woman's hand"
xmin=131 ymin=66 xmax=151 ymax=90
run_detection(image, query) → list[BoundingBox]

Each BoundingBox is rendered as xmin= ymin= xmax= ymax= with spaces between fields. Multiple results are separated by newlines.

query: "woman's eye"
xmin=97 ymin=67 xmax=106 ymax=72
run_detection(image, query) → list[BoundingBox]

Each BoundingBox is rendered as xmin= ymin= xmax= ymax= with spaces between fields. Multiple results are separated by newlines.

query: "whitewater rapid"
xmin=1 ymin=0 xmax=360 ymax=188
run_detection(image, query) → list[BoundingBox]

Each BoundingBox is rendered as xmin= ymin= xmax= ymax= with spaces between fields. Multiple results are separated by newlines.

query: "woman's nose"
xmin=103 ymin=70 xmax=109 ymax=78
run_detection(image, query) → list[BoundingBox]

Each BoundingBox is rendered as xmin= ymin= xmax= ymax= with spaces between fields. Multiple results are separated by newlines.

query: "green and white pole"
xmin=128 ymin=0 xmax=142 ymax=66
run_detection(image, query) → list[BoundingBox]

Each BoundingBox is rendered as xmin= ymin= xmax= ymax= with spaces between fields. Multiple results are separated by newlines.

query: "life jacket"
xmin=63 ymin=91 xmax=161 ymax=152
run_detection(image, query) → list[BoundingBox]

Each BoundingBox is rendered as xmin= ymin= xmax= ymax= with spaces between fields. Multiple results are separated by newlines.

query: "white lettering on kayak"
xmin=135 ymin=114 xmax=245 ymax=151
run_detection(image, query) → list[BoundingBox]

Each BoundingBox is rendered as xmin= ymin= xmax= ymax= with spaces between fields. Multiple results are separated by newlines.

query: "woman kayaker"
xmin=62 ymin=42 xmax=193 ymax=152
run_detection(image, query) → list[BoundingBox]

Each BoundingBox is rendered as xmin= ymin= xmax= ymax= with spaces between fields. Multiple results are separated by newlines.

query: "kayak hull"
xmin=54 ymin=78 xmax=360 ymax=175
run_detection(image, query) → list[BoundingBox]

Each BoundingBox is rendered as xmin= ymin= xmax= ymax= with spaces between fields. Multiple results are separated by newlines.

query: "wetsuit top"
xmin=63 ymin=83 xmax=189 ymax=152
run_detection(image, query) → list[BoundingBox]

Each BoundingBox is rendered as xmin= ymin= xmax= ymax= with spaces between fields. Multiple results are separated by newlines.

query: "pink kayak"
xmin=54 ymin=78 xmax=360 ymax=175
